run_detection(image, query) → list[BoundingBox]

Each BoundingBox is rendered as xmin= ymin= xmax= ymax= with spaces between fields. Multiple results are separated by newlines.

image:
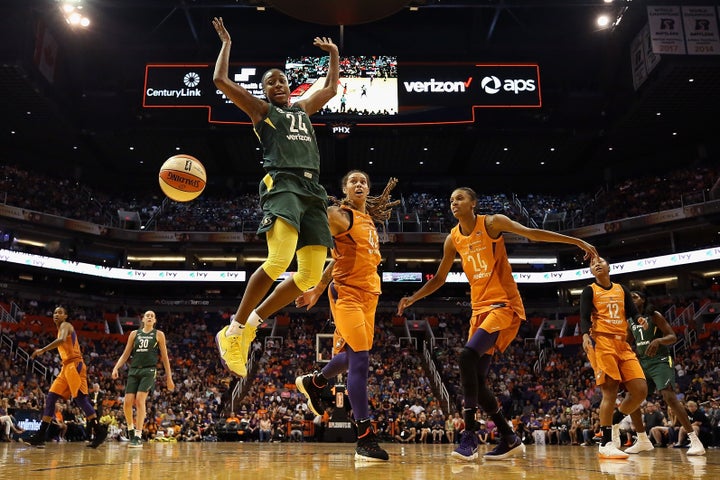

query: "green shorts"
xmin=125 ymin=366 xmax=157 ymax=394
xmin=257 ymin=170 xmax=332 ymax=249
xmin=639 ymin=355 xmax=676 ymax=396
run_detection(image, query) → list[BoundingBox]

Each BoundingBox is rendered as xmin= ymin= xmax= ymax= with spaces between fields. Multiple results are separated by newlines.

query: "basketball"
xmin=158 ymin=154 xmax=207 ymax=202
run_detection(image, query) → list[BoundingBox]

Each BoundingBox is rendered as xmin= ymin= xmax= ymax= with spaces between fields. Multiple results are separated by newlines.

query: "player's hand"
xmin=579 ymin=241 xmax=598 ymax=261
xmin=397 ymin=296 xmax=415 ymax=316
xmin=167 ymin=378 xmax=175 ymax=392
xmin=111 ymin=369 xmax=118 ymax=380
xmin=30 ymin=349 xmax=42 ymax=360
xmin=645 ymin=339 xmax=659 ymax=357
xmin=212 ymin=17 xmax=231 ymax=43
xmin=295 ymin=289 xmax=320 ymax=310
xmin=313 ymin=36 xmax=338 ymax=54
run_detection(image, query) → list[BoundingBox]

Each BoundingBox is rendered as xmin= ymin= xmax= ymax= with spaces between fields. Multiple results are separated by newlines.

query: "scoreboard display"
xmin=143 ymin=59 xmax=541 ymax=126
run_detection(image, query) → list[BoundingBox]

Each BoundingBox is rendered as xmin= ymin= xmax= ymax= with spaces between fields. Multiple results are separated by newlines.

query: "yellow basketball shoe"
xmin=216 ymin=325 xmax=254 ymax=377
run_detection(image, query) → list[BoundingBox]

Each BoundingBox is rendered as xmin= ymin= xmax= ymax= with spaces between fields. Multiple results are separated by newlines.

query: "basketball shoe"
xmin=625 ymin=434 xmax=654 ymax=454
xmin=129 ymin=435 xmax=142 ymax=448
xmin=295 ymin=372 xmax=326 ymax=417
xmin=216 ymin=324 xmax=256 ymax=377
xmin=23 ymin=433 xmax=45 ymax=448
xmin=354 ymin=420 xmax=388 ymax=462
xmin=89 ymin=423 xmax=108 ymax=449
xmin=484 ymin=434 xmax=526 ymax=460
xmin=598 ymin=442 xmax=629 ymax=459
xmin=452 ymin=430 xmax=479 ymax=461
xmin=687 ymin=431 xmax=706 ymax=456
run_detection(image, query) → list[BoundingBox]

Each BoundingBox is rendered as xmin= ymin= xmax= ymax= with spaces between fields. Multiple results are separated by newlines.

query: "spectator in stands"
xmin=112 ymin=310 xmax=175 ymax=448
xmin=397 ymin=187 xmax=596 ymax=461
xmin=289 ymin=412 xmax=304 ymax=442
xmin=294 ymin=172 xmax=398 ymax=461
xmin=212 ymin=16 xmax=340 ymax=380
xmin=258 ymin=413 xmax=272 ymax=442
xmin=25 ymin=306 xmax=108 ymax=448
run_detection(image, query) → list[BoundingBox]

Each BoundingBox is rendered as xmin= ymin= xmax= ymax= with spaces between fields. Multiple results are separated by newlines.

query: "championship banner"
xmin=682 ymin=6 xmax=720 ymax=55
xmin=647 ymin=6 xmax=687 ymax=54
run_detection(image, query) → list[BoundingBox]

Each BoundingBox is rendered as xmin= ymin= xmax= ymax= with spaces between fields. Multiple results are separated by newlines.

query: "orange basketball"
xmin=158 ymin=154 xmax=207 ymax=202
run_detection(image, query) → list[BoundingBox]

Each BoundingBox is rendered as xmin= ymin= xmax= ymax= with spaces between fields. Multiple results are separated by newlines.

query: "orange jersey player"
xmin=580 ymin=256 xmax=647 ymax=459
xmin=295 ymin=170 xmax=398 ymax=462
xmin=26 ymin=306 xmax=108 ymax=448
xmin=397 ymin=187 xmax=596 ymax=462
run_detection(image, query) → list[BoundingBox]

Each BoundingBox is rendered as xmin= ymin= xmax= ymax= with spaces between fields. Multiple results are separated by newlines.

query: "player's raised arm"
xmin=297 ymin=36 xmax=339 ymax=115
xmin=212 ymin=17 xmax=268 ymax=124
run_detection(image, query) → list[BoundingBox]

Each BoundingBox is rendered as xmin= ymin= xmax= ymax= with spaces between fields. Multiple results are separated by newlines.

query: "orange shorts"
xmin=590 ymin=334 xmax=645 ymax=385
xmin=49 ymin=359 xmax=89 ymax=399
xmin=468 ymin=306 xmax=522 ymax=355
xmin=329 ymin=283 xmax=378 ymax=355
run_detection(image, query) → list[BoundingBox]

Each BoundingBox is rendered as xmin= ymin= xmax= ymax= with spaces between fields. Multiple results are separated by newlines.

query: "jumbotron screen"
xmin=143 ymin=60 xmax=541 ymax=125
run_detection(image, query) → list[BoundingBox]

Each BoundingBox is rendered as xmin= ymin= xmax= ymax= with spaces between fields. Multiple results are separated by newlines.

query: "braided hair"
xmin=333 ymin=170 xmax=400 ymax=223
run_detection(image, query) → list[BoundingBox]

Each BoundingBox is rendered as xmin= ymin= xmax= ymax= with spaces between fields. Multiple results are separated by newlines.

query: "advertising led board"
xmin=143 ymin=61 xmax=541 ymax=125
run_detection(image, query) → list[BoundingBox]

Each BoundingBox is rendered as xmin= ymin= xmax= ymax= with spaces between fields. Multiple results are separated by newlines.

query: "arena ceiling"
xmin=1 ymin=0 xmax=719 ymax=195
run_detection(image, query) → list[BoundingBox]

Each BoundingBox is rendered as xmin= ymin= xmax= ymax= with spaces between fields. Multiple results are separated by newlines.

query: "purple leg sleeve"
xmin=43 ymin=392 xmax=62 ymax=418
xmin=74 ymin=393 xmax=96 ymax=418
xmin=345 ymin=347 xmax=370 ymax=420
xmin=321 ymin=351 xmax=348 ymax=379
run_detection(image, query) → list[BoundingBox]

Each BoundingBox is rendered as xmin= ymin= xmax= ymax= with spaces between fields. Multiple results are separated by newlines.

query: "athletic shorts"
xmin=328 ymin=282 xmax=379 ymax=354
xmin=49 ymin=359 xmax=89 ymax=399
xmin=257 ymin=170 xmax=332 ymax=249
xmin=468 ymin=306 xmax=522 ymax=355
xmin=590 ymin=334 xmax=645 ymax=385
xmin=125 ymin=366 xmax=157 ymax=394
xmin=640 ymin=355 xmax=676 ymax=396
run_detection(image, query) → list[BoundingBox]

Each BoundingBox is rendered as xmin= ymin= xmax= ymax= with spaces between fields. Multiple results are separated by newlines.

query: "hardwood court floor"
xmin=3 ymin=441 xmax=719 ymax=480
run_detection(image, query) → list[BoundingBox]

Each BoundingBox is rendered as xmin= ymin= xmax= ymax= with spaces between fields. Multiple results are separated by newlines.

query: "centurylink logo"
xmin=183 ymin=72 xmax=200 ymax=88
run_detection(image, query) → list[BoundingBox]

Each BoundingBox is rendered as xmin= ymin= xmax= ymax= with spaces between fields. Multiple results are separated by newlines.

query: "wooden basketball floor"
xmin=3 ymin=441 xmax=719 ymax=480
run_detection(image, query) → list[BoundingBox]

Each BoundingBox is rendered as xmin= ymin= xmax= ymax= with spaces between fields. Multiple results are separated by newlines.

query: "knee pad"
xmin=261 ymin=218 xmax=298 ymax=280
xmin=292 ymin=245 xmax=328 ymax=291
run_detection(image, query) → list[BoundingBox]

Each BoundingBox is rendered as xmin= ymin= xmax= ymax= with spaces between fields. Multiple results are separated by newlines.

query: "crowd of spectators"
xmin=2 ymin=290 xmax=719 ymax=448
xmin=2 ymin=163 xmax=717 ymax=236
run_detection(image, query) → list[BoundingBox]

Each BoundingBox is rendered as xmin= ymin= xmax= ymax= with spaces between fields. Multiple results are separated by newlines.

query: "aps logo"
xmin=480 ymin=75 xmax=536 ymax=94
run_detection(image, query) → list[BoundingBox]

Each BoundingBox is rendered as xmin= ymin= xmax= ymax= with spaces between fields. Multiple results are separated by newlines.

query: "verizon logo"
xmin=403 ymin=77 xmax=473 ymax=93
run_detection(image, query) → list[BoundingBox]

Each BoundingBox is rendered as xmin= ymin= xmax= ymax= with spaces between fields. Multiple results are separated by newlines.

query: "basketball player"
xmin=625 ymin=291 xmax=705 ymax=455
xmin=580 ymin=257 xmax=648 ymax=459
xmin=396 ymin=187 xmax=597 ymax=461
xmin=295 ymin=171 xmax=398 ymax=461
xmin=112 ymin=310 xmax=174 ymax=448
xmin=211 ymin=16 xmax=339 ymax=377
xmin=25 ymin=306 xmax=108 ymax=448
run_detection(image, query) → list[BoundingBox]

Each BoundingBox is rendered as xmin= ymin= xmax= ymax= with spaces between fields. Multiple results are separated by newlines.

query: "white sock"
xmin=246 ymin=310 xmax=262 ymax=328
xmin=638 ymin=432 xmax=649 ymax=442
xmin=226 ymin=316 xmax=242 ymax=336
xmin=127 ymin=425 xmax=134 ymax=433
xmin=134 ymin=430 xmax=142 ymax=438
